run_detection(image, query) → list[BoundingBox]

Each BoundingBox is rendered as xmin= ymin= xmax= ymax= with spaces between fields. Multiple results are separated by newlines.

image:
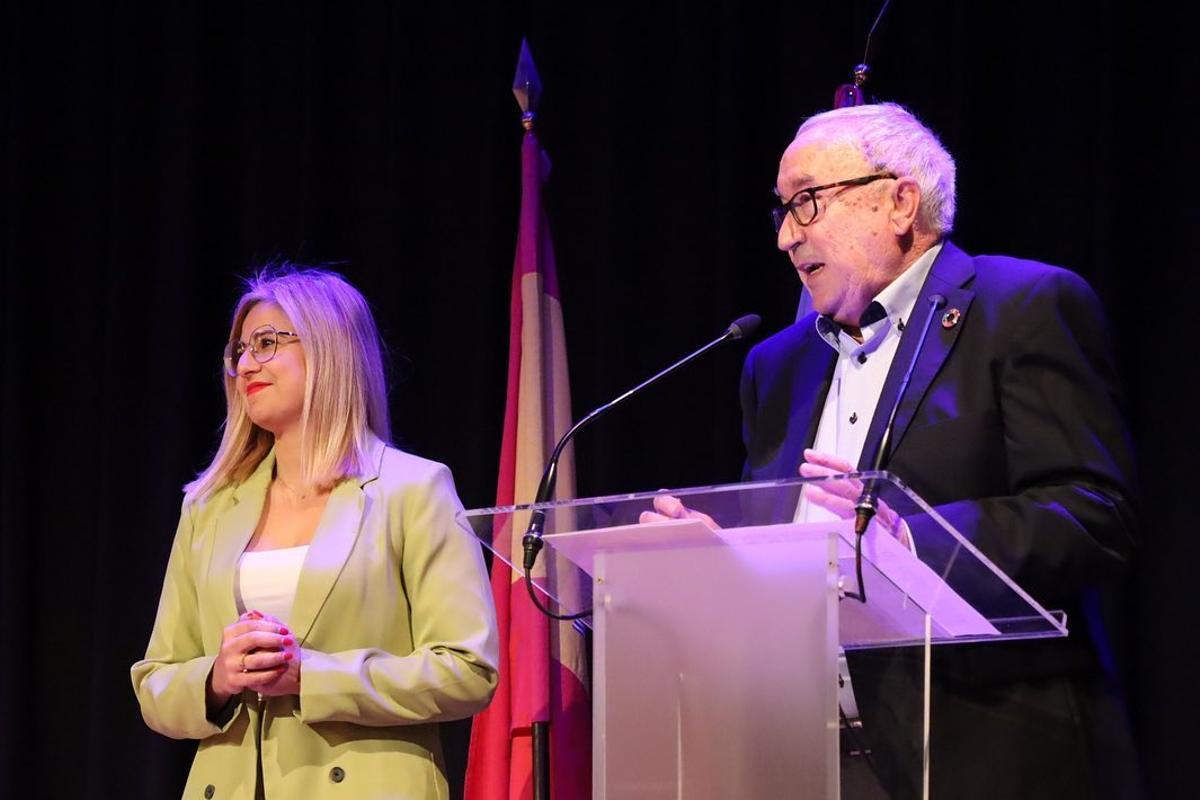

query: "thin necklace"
xmin=274 ymin=471 xmax=310 ymax=502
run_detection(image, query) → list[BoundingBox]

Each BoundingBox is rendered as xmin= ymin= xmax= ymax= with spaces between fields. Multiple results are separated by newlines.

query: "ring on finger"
xmin=239 ymin=653 xmax=248 ymax=673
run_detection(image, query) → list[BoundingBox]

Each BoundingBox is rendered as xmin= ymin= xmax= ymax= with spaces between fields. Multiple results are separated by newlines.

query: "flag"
xmin=464 ymin=40 xmax=591 ymax=800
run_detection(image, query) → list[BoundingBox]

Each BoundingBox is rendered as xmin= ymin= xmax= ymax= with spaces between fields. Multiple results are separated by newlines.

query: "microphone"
xmin=848 ymin=294 xmax=947 ymax=602
xmin=521 ymin=314 xmax=761 ymax=578
xmin=726 ymin=314 xmax=761 ymax=340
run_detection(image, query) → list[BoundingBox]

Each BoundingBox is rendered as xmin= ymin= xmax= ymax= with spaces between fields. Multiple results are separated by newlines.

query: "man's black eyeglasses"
xmin=771 ymin=172 xmax=898 ymax=233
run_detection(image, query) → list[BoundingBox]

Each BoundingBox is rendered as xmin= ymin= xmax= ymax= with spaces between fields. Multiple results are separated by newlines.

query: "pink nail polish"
xmin=283 ymin=637 xmax=295 ymax=646
xmin=284 ymin=651 xmax=294 ymax=661
xmin=279 ymin=626 xmax=289 ymax=635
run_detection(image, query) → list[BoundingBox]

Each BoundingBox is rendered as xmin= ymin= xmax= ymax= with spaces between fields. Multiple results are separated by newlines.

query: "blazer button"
xmin=330 ymin=766 xmax=345 ymax=783
xmin=204 ymin=786 xmax=215 ymax=799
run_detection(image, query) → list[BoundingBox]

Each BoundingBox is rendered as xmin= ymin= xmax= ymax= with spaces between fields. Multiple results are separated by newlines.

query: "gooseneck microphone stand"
xmin=846 ymin=293 xmax=946 ymax=603
xmin=520 ymin=314 xmax=761 ymax=620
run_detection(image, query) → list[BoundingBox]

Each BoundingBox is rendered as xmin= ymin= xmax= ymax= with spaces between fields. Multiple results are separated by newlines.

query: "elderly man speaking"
xmin=741 ymin=104 xmax=1140 ymax=798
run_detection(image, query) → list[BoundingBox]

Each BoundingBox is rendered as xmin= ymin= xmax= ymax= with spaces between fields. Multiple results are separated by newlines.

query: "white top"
xmin=236 ymin=545 xmax=310 ymax=624
xmin=796 ymin=242 xmax=942 ymax=525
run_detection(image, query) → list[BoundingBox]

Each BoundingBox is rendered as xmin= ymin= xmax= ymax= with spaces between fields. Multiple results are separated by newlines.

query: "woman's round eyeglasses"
xmin=222 ymin=324 xmax=301 ymax=378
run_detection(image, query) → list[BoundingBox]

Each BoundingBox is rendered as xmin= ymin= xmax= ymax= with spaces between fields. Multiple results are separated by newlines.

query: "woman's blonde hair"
xmin=184 ymin=267 xmax=391 ymax=502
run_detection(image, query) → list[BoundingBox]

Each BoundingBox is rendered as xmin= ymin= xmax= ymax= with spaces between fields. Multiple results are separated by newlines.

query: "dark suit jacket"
xmin=740 ymin=242 xmax=1141 ymax=799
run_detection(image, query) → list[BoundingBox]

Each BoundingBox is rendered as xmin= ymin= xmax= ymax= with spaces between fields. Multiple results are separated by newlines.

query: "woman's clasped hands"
xmin=208 ymin=609 xmax=302 ymax=704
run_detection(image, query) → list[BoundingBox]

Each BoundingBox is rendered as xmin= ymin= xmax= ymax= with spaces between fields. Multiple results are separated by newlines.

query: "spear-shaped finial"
xmin=512 ymin=38 xmax=542 ymax=131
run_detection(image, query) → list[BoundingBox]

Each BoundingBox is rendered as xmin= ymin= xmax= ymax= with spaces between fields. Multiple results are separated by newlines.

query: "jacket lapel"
xmin=208 ymin=450 xmax=276 ymax=626
xmin=790 ymin=331 xmax=837 ymax=469
xmin=858 ymin=242 xmax=976 ymax=469
xmin=752 ymin=319 xmax=835 ymax=481
xmin=290 ymin=436 xmax=387 ymax=642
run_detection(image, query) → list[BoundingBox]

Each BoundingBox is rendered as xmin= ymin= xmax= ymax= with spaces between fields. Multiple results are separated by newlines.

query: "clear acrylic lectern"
xmin=460 ymin=472 xmax=1067 ymax=800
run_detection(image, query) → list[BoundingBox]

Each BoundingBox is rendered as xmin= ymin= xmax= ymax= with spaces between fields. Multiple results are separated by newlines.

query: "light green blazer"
xmin=131 ymin=438 xmax=499 ymax=799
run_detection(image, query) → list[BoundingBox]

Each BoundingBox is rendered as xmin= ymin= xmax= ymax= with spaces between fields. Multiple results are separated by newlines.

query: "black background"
xmin=2 ymin=1 xmax=1195 ymax=797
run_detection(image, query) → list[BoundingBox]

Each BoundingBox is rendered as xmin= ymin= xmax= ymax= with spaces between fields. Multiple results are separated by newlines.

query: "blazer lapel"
xmin=754 ymin=319 xmax=836 ymax=481
xmin=790 ymin=333 xmax=837 ymax=471
xmin=858 ymin=242 xmax=976 ymax=470
xmin=208 ymin=450 xmax=276 ymax=625
xmin=290 ymin=437 xmax=387 ymax=642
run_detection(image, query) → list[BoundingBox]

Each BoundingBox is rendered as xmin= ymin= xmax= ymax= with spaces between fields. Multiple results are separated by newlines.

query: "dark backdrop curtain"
xmin=1 ymin=1 xmax=1195 ymax=797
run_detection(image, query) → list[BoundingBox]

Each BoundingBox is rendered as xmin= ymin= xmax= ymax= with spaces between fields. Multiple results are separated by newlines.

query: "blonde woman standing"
xmin=132 ymin=268 xmax=498 ymax=799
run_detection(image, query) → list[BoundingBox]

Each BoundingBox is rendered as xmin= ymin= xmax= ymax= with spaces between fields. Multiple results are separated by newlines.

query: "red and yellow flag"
xmin=464 ymin=118 xmax=590 ymax=799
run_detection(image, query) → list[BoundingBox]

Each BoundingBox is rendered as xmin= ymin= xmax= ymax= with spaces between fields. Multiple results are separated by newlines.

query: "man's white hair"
xmin=795 ymin=102 xmax=957 ymax=236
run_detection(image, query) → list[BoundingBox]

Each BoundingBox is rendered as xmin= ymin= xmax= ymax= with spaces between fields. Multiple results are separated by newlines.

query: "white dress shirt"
xmin=796 ymin=242 xmax=942 ymax=524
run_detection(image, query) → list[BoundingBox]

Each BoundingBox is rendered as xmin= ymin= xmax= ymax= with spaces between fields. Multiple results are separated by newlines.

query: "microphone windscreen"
xmin=727 ymin=314 xmax=762 ymax=340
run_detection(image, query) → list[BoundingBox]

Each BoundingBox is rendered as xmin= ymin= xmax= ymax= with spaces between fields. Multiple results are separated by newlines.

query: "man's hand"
xmin=799 ymin=449 xmax=911 ymax=548
xmin=638 ymin=494 xmax=720 ymax=530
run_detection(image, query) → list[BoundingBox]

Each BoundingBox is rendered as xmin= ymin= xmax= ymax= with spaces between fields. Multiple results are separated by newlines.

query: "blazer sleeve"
xmin=130 ymin=500 xmax=240 ymax=739
xmin=298 ymin=464 xmax=500 ymax=726
xmin=911 ymin=269 xmax=1140 ymax=606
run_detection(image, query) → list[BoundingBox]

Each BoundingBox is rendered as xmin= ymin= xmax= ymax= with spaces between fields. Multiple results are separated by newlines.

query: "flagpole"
xmin=533 ymin=720 xmax=550 ymax=800
xmin=513 ymin=40 xmax=553 ymax=800
xmin=466 ymin=36 xmax=589 ymax=800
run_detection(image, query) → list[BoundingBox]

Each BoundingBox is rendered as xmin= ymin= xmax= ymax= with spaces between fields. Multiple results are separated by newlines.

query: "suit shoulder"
xmin=375 ymin=446 xmax=457 ymax=494
xmin=746 ymin=318 xmax=817 ymax=364
xmin=971 ymin=254 xmax=1097 ymax=300
xmin=967 ymin=253 xmax=1111 ymax=341
xmin=372 ymin=447 xmax=469 ymax=525
xmin=378 ymin=446 xmax=452 ymax=482
xmin=180 ymin=483 xmax=235 ymax=532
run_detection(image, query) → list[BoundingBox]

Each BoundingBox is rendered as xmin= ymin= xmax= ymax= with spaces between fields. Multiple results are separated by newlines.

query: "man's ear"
xmin=888 ymin=176 xmax=922 ymax=236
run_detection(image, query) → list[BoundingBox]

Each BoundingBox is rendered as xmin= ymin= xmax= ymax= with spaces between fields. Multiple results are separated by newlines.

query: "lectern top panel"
xmin=460 ymin=472 xmax=1067 ymax=646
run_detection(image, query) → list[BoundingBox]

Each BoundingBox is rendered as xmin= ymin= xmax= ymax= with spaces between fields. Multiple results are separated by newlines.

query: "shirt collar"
xmin=814 ymin=241 xmax=944 ymax=351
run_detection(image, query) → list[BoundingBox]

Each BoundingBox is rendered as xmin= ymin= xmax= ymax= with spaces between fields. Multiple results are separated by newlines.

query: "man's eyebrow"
xmin=778 ymin=173 xmax=816 ymax=197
